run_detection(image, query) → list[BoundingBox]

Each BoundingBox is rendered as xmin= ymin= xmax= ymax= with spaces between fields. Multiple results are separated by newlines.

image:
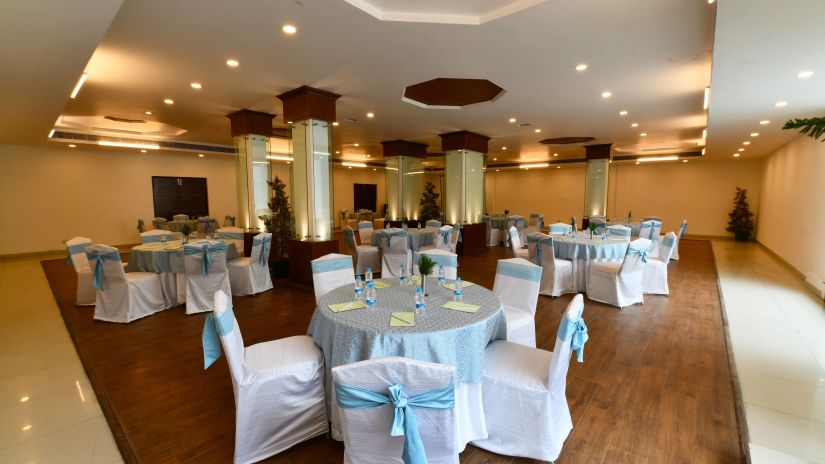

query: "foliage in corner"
xmin=783 ymin=117 xmax=825 ymax=142
xmin=725 ymin=187 xmax=754 ymax=240
xmin=419 ymin=181 xmax=441 ymax=222
xmin=259 ymin=176 xmax=295 ymax=258
xmin=181 ymin=224 xmax=192 ymax=237
xmin=417 ymin=254 xmax=436 ymax=277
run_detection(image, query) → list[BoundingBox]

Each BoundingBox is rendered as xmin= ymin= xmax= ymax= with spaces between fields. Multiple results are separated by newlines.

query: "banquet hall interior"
xmin=2 ymin=0 xmax=825 ymax=463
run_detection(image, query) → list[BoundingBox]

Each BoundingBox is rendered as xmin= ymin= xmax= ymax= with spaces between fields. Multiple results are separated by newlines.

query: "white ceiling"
xmin=5 ymin=0 xmax=723 ymax=163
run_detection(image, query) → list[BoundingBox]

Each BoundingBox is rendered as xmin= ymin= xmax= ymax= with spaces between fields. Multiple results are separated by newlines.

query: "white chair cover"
xmin=140 ymin=229 xmax=178 ymax=243
xmin=332 ymin=357 xmax=458 ymax=464
xmin=642 ymin=215 xmax=662 ymax=222
xmin=449 ymin=224 xmax=460 ymax=254
xmin=548 ymin=223 xmax=572 ymax=235
xmin=66 ymin=237 xmax=94 ymax=306
xmin=85 ymin=244 xmax=165 ymax=322
xmin=184 ymin=240 xmax=232 ymax=314
xmin=357 ymin=221 xmax=375 ymax=245
xmin=344 ymin=227 xmax=381 ymax=276
xmin=426 ymin=219 xmax=442 ymax=229
xmin=197 ymin=216 xmax=218 ymax=238
xmin=152 ymin=217 xmax=168 ymax=230
xmin=606 ymin=224 xmax=632 ymax=241
xmin=507 ymin=226 xmax=529 ymax=259
xmin=311 ymin=253 xmax=355 ymax=304
xmin=173 ymin=214 xmax=189 ymax=221
xmin=586 ymin=238 xmax=651 ymax=308
xmin=416 ymin=248 xmax=458 ymax=280
xmin=216 ymin=227 xmax=245 ymax=257
xmin=493 ymin=258 xmax=542 ymax=347
xmin=472 ymin=294 xmax=586 ymax=462
xmin=379 ymin=229 xmax=413 ymax=278
xmin=209 ymin=291 xmax=327 ymax=464
xmin=670 ymin=220 xmax=687 ymax=261
xmin=436 ymin=225 xmax=453 ymax=252
xmin=643 ymin=231 xmax=677 ymax=295
xmin=534 ymin=235 xmax=575 ymax=297
xmin=228 ymin=232 xmax=273 ymax=296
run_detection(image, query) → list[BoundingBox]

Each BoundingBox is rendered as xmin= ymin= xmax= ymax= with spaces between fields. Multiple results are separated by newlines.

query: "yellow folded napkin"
xmin=442 ymin=301 xmax=481 ymax=313
xmin=372 ymin=280 xmax=391 ymax=289
xmin=408 ymin=275 xmax=421 ymax=284
xmin=442 ymin=281 xmax=476 ymax=290
xmin=328 ymin=301 xmax=367 ymax=313
xmin=389 ymin=312 xmax=415 ymax=327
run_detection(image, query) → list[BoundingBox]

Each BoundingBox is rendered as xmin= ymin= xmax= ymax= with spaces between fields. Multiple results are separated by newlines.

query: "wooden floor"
xmin=41 ymin=239 xmax=745 ymax=464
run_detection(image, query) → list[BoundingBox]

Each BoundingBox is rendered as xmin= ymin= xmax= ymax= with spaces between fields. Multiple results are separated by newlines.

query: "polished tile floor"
xmin=1 ymin=241 xmax=823 ymax=463
xmin=713 ymin=240 xmax=825 ymax=464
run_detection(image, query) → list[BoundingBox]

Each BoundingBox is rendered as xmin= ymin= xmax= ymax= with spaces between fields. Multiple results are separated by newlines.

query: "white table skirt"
xmin=554 ymin=236 xmax=629 ymax=291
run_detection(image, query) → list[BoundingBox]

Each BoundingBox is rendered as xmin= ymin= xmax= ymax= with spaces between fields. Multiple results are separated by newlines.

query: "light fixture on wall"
xmin=342 ymin=162 xmax=367 ymax=167
xmin=636 ymin=155 xmax=679 ymax=163
xmin=266 ymin=155 xmax=294 ymax=161
xmin=70 ymin=73 xmax=88 ymax=99
xmin=98 ymin=140 xmax=160 ymax=150
xmin=520 ymin=163 xmax=549 ymax=169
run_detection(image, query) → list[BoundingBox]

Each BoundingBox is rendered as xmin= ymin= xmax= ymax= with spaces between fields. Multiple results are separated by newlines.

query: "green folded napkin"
xmin=442 ymin=301 xmax=481 ymax=313
xmin=389 ymin=312 xmax=415 ymax=327
xmin=372 ymin=280 xmax=391 ymax=289
xmin=328 ymin=301 xmax=367 ymax=313
xmin=442 ymin=281 xmax=476 ymax=290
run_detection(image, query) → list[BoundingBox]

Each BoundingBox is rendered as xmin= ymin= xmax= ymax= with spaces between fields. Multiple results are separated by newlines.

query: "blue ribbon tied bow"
xmin=202 ymin=303 xmax=236 ymax=369
xmin=558 ymin=314 xmax=589 ymax=362
xmin=626 ymin=247 xmax=648 ymax=263
xmin=254 ymin=235 xmax=271 ymax=266
xmin=438 ymin=229 xmax=451 ymax=245
xmin=86 ymin=249 xmax=122 ymax=290
xmin=335 ymin=382 xmax=455 ymax=464
xmin=184 ymin=243 xmax=223 ymax=275
xmin=385 ymin=230 xmax=407 ymax=246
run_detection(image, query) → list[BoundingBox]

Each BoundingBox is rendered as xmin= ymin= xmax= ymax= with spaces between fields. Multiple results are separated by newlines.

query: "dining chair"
xmin=379 ymin=229 xmax=412 ymax=278
xmin=216 ymin=227 xmax=245 ymax=257
xmin=227 ymin=232 xmax=273 ymax=296
xmin=416 ymin=248 xmax=458 ymax=280
xmin=472 ymin=294 xmax=587 ymax=462
xmin=85 ymin=244 xmax=166 ymax=322
xmin=669 ymin=220 xmax=688 ymax=260
xmin=332 ymin=357 xmax=458 ymax=464
xmin=534 ymin=235 xmax=575 ymax=297
xmin=493 ymin=258 xmax=542 ymax=347
xmin=548 ymin=222 xmax=572 ymax=235
xmin=152 ymin=217 xmax=168 ymax=230
xmin=173 ymin=214 xmax=189 ymax=221
xmin=311 ymin=253 xmax=355 ymax=304
xmin=65 ymin=237 xmax=94 ymax=306
xmin=449 ymin=224 xmax=461 ymax=254
xmin=357 ymin=220 xmax=375 ymax=245
xmin=141 ymin=229 xmax=178 ymax=243
xmin=606 ymin=224 xmax=632 ymax=241
xmin=343 ymin=227 xmax=380 ymax=276
xmin=586 ymin=238 xmax=651 ymax=308
xmin=507 ymin=226 xmax=529 ymax=259
xmin=184 ymin=240 xmax=232 ymax=314
xmin=205 ymin=290 xmax=327 ymax=464
xmin=589 ymin=217 xmax=607 ymax=234
xmin=432 ymin=225 xmax=453 ymax=252
xmin=425 ymin=219 xmax=442 ymax=229
xmin=643 ymin=231 xmax=677 ymax=295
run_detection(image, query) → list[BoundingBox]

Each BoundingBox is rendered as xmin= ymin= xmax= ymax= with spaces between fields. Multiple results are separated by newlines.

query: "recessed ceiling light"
xmin=190 ymin=82 xmax=202 ymax=90
xmin=286 ymin=121 xmax=293 ymax=124
xmin=354 ymin=143 xmax=359 ymax=147
xmin=631 ymin=123 xmax=639 ymax=128
xmin=738 ymin=148 xmax=745 ymax=152
xmin=750 ymin=132 xmax=759 ymax=137
xmin=145 ymin=111 xmax=152 ymax=115
xmin=287 ymin=161 xmax=291 ymax=164
xmin=775 ymin=101 xmax=788 ymax=107
xmin=682 ymin=159 xmax=688 ymax=163
xmin=798 ymin=70 xmax=814 ymax=79
xmin=508 ymin=117 xmax=516 ymax=123
xmin=70 ymin=72 xmax=88 ymax=99
xmin=140 ymin=149 xmax=147 ymax=153
xmin=493 ymin=157 xmax=497 ymax=161
xmin=534 ymin=129 xmax=541 ymax=133
xmin=332 ymin=121 xmax=339 ymax=126
xmin=198 ymin=153 xmax=204 ymax=158
xmin=366 ymin=154 xmax=371 ymax=158
xmin=163 ymin=98 xmax=174 ymax=105
xmin=348 ymin=166 xmax=352 ymax=169
xmin=759 ymin=120 xmax=770 ymax=125
xmin=556 ymin=166 xmax=561 ymax=169
xmin=20 ymin=396 xmax=29 ymax=402
xmin=502 ymin=146 xmax=507 ymax=150
xmin=575 ymin=64 xmax=588 ymax=71
xmin=335 ymin=150 xmax=340 ymax=154
xmin=373 ymin=168 xmax=377 ymax=171
xmin=619 ymin=110 xmax=628 ymax=116
xmin=226 ymin=59 xmax=239 ymax=67
xmin=496 ymin=169 xmax=500 ymax=172
xmin=635 ymin=161 xmax=640 ymax=165
xmin=640 ymin=132 xmax=647 ymax=137
xmin=708 ymin=0 xmax=715 ymax=3
xmin=601 ymin=91 xmax=612 ymax=98
xmin=366 ymin=112 xmax=374 ymax=118
xmin=68 ymin=144 xmax=76 ymax=148
xmin=743 ymin=141 xmax=751 ymax=145
xmin=282 ymin=24 xmax=297 ymax=34
xmin=733 ymin=153 xmax=740 ymax=157
xmin=553 ymin=153 xmax=558 ymax=157
xmin=22 ymin=425 xmax=32 ymax=431
xmin=702 ymin=148 xmax=706 ymax=155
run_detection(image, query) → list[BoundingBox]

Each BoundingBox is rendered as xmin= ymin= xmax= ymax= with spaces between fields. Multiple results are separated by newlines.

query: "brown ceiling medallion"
xmin=539 ymin=137 xmax=595 ymax=145
xmin=403 ymin=78 xmax=504 ymax=109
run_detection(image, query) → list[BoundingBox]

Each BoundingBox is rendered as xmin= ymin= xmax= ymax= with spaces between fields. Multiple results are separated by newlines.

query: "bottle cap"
xmin=416 ymin=287 xmax=422 ymax=293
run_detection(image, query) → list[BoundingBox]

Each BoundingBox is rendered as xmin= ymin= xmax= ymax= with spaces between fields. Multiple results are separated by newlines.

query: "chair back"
xmin=380 ymin=229 xmax=410 ymax=254
xmin=529 ymin=213 xmax=545 ymax=230
xmin=311 ymin=253 xmax=355 ymax=304
xmin=183 ymin=240 xmax=228 ymax=277
xmin=212 ymin=290 xmax=246 ymax=383
xmin=649 ymin=220 xmax=663 ymax=242
xmin=425 ymin=219 xmax=442 ymax=229
xmin=525 ymin=232 xmax=548 ymax=265
xmin=548 ymin=295 xmax=587 ymax=398
xmin=678 ymin=220 xmax=688 ymax=238
xmin=357 ymin=221 xmax=374 ymax=244
xmin=493 ymin=258 xmax=542 ymax=317
xmin=223 ymin=215 xmax=236 ymax=227
xmin=659 ymin=231 xmax=677 ymax=262
xmin=606 ymin=224 xmax=631 ymax=241
xmin=65 ymin=237 xmax=92 ymax=272
xmin=343 ymin=227 xmax=358 ymax=254
xmin=450 ymin=224 xmax=460 ymax=253
xmin=642 ymin=216 xmax=662 ymax=222
xmin=507 ymin=226 xmax=522 ymax=256
xmin=620 ymin=238 xmax=651 ymax=276
xmin=85 ymin=244 xmax=126 ymax=291
xmin=534 ymin=235 xmax=558 ymax=270
xmin=152 ymin=217 xmax=168 ymax=230
xmin=141 ymin=230 xmax=173 ymax=244
xmin=197 ymin=217 xmax=218 ymax=237
xmin=436 ymin=225 xmax=453 ymax=251
xmin=549 ymin=223 xmax=572 ymax=235
xmin=249 ymin=232 xmax=272 ymax=267
xmin=216 ymin=227 xmax=244 ymax=256
xmin=173 ymin=214 xmax=189 ymax=221
xmin=332 ymin=357 xmax=457 ymax=464
xmin=417 ymin=249 xmax=458 ymax=280
xmin=638 ymin=221 xmax=653 ymax=240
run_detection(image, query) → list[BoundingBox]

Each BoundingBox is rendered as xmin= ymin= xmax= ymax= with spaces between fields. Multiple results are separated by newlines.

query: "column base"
xmin=288 ymin=239 xmax=340 ymax=289
xmin=456 ymin=223 xmax=486 ymax=256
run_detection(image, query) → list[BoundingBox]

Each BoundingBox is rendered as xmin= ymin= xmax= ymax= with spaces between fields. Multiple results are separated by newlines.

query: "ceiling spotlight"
xmin=508 ymin=117 xmax=516 ymax=123
xmin=750 ymin=132 xmax=759 ymax=137
xmin=190 ymin=82 xmax=203 ymax=89
xmin=22 ymin=425 xmax=32 ymax=431
xmin=226 ymin=59 xmax=239 ymax=67
xmin=198 ymin=153 xmax=205 ymax=157
xmin=640 ymin=132 xmax=647 ymax=137
xmin=366 ymin=154 xmax=371 ymax=158
xmin=556 ymin=166 xmax=561 ymax=169
xmin=493 ymin=157 xmax=497 ymax=161
xmin=775 ymin=101 xmax=788 ymax=107
xmin=635 ymin=161 xmax=640 ymax=165
xmin=553 ymin=153 xmax=558 ymax=157
xmin=575 ymin=64 xmax=588 ymax=71
xmin=534 ymin=129 xmax=541 ymax=133
xmin=140 ymin=149 xmax=147 ymax=153
xmin=70 ymin=72 xmax=88 ymax=99
xmin=743 ymin=141 xmax=751 ymax=145
xmin=798 ymin=70 xmax=814 ymax=79
xmin=354 ymin=143 xmax=359 ymax=147
xmin=68 ymin=144 xmax=76 ymax=148
xmin=282 ymin=24 xmax=297 ymax=34
xmin=20 ymin=396 xmax=29 ymax=402
xmin=366 ymin=112 xmax=374 ymax=118
xmin=738 ymin=148 xmax=745 ymax=152
xmin=601 ymin=91 xmax=612 ymax=98
xmin=163 ymin=98 xmax=174 ymax=105
xmin=335 ymin=151 xmax=340 ymax=154
xmin=619 ymin=110 xmax=628 ymax=116
xmin=708 ymin=0 xmax=715 ymax=3
xmin=682 ymin=160 xmax=688 ymax=163
xmin=332 ymin=121 xmax=339 ymax=126
xmin=733 ymin=153 xmax=740 ymax=157
xmin=373 ymin=168 xmax=377 ymax=171
xmin=502 ymin=146 xmax=507 ymax=150
xmin=631 ymin=123 xmax=639 ymax=127
xmin=145 ymin=111 xmax=153 ymax=115
xmin=759 ymin=120 xmax=770 ymax=125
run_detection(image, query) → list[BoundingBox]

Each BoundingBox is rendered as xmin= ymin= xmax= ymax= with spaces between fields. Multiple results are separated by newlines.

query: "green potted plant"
xmin=259 ymin=176 xmax=295 ymax=277
xmin=181 ymin=224 xmax=192 ymax=243
xmin=725 ymin=187 xmax=755 ymax=242
xmin=417 ymin=254 xmax=436 ymax=296
xmin=419 ymin=181 xmax=441 ymax=222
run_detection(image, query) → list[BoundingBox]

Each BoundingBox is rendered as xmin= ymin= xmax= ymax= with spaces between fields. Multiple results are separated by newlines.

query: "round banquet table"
xmin=370 ymin=227 xmax=438 ymax=252
xmin=126 ymin=240 xmax=238 ymax=307
xmin=308 ymin=277 xmax=507 ymax=450
xmin=554 ymin=234 xmax=630 ymax=291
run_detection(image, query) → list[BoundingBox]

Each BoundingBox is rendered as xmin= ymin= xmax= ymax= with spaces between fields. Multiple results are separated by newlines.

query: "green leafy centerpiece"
xmin=181 ymin=224 xmax=192 ymax=243
xmin=417 ymin=254 xmax=436 ymax=296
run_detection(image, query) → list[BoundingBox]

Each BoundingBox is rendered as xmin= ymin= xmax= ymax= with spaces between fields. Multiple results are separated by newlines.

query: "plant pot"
xmin=421 ymin=275 xmax=429 ymax=297
xmin=272 ymin=258 xmax=290 ymax=278
xmin=734 ymin=231 xmax=750 ymax=242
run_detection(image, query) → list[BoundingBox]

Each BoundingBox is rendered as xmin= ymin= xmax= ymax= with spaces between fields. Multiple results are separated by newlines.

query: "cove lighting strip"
xmin=520 ymin=163 xmax=549 ymax=169
xmin=98 ymin=140 xmax=160 ymax=150
xmin=70 ymin=73 xmax=88 ymax=99
xmin=342 ymin=162 xmax=367 ymax=167
xmin=266 ymin=155 xmax=294 ymax=161
xmin=636 ymin=156 xmax=679 ymax=162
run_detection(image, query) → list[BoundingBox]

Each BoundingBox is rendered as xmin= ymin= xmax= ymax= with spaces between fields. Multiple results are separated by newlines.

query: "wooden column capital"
xmin=277 ymin=85 xmax=341 ymax=123
xmin=227 ymin=110 xmax=275 ymax=137
xmin=585 ymin=143 xmax=614 ymax=160
xmin=381 ymin=140 xmax=429 ymax=158
xmin=439 ymin=130 xmax=490 ymax=153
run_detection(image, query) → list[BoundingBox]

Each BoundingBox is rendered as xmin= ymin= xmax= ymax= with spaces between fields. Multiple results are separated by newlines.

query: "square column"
xmin=584 ymin=143 xmax=613 ymax=217
xmin=381 ymin=140 xmax=428 ymax=222
xmin=228 ymin=110 xmax=275 ymax=230
xmin=440 ymin=131 xmax=489 ymax=255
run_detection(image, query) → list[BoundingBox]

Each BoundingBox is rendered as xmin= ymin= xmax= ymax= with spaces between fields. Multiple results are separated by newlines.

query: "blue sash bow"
xmin=86 ymin=249 xmax=122 ymax=290
xmin=253 ymin=235 xmax=271 ymax=266
xmin=384 ymin=230 xmax=407 ymax=246
xmin=456 ymin=224 xmax=462 ymax=243
xmin=185 ymin=242 xmax=225 ymax=275
xmin=65 ymin=242 xmax=89 ymax=265
xmin=438 ymin=228 xmax=452 ymax=245
xmin=558 ymin=313 xmax=589 ymax=362
xmin=202 ymin=303 xmax=235 ymax=369
xmin=571 ymin=216 xmax=577 ymax=231
xmin=626 ymin=247 xmax=648 ymax=263
xmin=335 ymin=382 xmax=455 ymax=464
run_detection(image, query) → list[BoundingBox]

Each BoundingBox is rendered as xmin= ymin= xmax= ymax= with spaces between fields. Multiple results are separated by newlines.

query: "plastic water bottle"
xmin=160 ymin=234 xmax=167 ymax=244
xmin=365 ymin=267 xmax=373 ymax=286
xmin=437 ymin=264 xmax=446 ymax=285
xmin=365 ymin=281 xmax=376 ymax=308
xmin=400 ymin=264 xmax=408 ymax=285
xmin=354 ymin=275 xmax=364 ymax=300
xmin=415 ymin=287 xmax=425 ymax=316
xmin=453 ymin=277 xmax=463 ymax=302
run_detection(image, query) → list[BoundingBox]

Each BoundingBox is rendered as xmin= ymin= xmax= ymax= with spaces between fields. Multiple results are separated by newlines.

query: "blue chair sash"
xmin=142 ymin=233 xmax=170 ymax=243
xmin=358 ymin=222 xmax=373 ymax=230
xmin=184 ymin=242 xmax=226 ymax=276
xmin=217 ymin=231 xmax=244 ymax=240
xmin=438 ymin=228 xmax=452 ymax=245
xmin=335 ymin=382 xmax=455 ymax=464
xmin=65 ymin=242 xmax=89 ymax=265
xmin=571 ymin=216 xmax=577 ymax=231
xmin=198 ymin=217 xmax=216 ymax=235
xmin=202 ymin=303 xmax=236 ymax=369
xmin=85 ymin=249 xmax=121 ymax=289
xmin=679 ymin=221 xmax=688 ymax=237
xmin=497 ymin=260 xmax=541 ymax=282
xmin=312 ymin=256 xmax=353 ymax=274
xmin=383 ymin=230 xmax=408 ymax=246
xmin=253 ymin=235 xmax=271 ymax=266
xmin=526 ymin=235 xmax=553 ymax=265
xmin=626 ymin=247 xmax=648 ymax=263
xmin=137 ymin=219 xmax=145 ymax=233
xmin=558 ymin=313 xmax=589 ymax=362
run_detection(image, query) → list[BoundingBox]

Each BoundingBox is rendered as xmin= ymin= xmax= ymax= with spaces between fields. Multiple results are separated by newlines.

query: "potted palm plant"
xmin=725 ymin=187 xmax=755 ymax=241
xmin=259 ymin=176 xmax=295 ymax=277
xmin=417 ymin=254 xmax=436 ymax=296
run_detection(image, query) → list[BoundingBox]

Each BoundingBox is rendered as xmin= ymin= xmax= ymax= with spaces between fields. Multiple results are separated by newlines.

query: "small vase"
xmin=421 ymin=275 xmax=428 ymax=296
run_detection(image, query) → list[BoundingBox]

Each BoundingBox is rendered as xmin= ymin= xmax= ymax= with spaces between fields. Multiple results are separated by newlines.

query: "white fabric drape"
xmin=66 ymin=237 xmax=95 ymax=306
xmin=86 ymin=244 xmax=165 ymax=323
xmin=586 ymin=238 xmax=650 ymax=308
xmin=184 ymin=241 xmax=232 ymax=314
xmin=311 ymin=253 xmax=355 ymax=304
xmin=493 ymin=258 xmax=541 ymax=347
xmin=228 ymin=232 xmax=273 ymax=296
xmin=643 ymin=231 xmax=677 ymax=295
xmin=380 ymin=230 xmax=413 ymax=278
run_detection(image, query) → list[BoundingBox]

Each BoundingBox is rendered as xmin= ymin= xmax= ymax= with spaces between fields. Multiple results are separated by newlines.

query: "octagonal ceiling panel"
xmin=344 ymin=0 xmax=547 ymax=25
xmin=403 ymin=78 xmax=504 ymax=109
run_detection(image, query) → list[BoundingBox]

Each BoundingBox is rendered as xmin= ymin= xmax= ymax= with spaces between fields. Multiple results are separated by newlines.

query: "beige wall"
xmin=486 ymin=159 xmax=763 ymax=236
xmin=331 ymin=166 xmax=385 ymax=227
xmin=757 ymin=135 xmax=825 ymax=277
xmin=0 ymin=143 xmax=237 ymax=255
